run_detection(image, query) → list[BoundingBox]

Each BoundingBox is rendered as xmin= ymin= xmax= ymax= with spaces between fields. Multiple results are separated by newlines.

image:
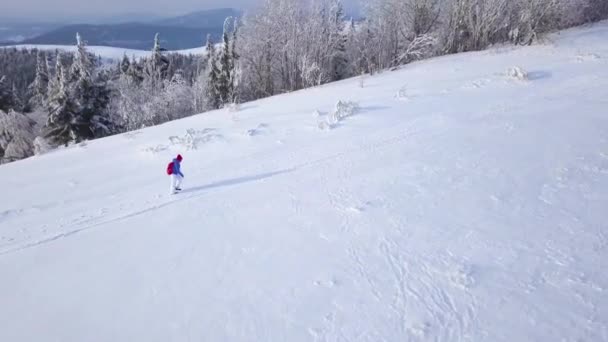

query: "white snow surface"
xmin=1 ymin=22 xmax=608 ymax=342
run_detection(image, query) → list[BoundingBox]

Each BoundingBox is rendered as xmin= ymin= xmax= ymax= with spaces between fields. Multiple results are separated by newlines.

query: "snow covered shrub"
xmin=506 ymin=67 xmax=529 ymax=81
xmin=141 ymin=144 xmax=169 ymax=154
xmin=396 ymin=85 xmax=409 ymax=101
xmin=246 ymin=123 xmax=268 ymax=137
xmin=320 ymin=100 xmax=360 ymax=129
xmin=33 ymin=136 xmax=52 ymax=155
xmin=508 ymin=0 xmax=564 ymax=46
xmin=227 ymin=103 xmax=241 ymax=112
xmin=331 ymin=101 xmax=359 ymax=123
xmin=0 ymin=109 xmax=36 ymax=163
xmin=358 ymin=75 xmax=366 ymax=88
xmin=395 ymin=35 xmax=437 ymax=66
xmin=318 ymin=121 xmax=332 ymax=130
xmin=169 ymin=128 xmax=221 ymax=150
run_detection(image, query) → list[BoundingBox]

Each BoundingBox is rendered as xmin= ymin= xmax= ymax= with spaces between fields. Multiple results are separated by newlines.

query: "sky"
xmin=3 ymin=0 xmax=361 ymax=21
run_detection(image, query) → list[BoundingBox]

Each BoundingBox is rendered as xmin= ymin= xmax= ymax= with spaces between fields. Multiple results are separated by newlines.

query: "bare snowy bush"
xmin=227 ymin=102 xmax=241 ymax=112
xmin=396 ymin=85 xmax=410 ymax=100
xmin=506 ymin=66 xmax=529 ymax=81
xmin=442 ymin=0 xmax=511 ymax=53
xmin=319 ymin=100 xmax=360 ymax=129
xmin=0 ymin=109 xmax=36 ymax=163
xmin=141 ymin=144 xmax=169 ymax=154
xmin=508 ymin=0 xmax=565 ymax=45
xmin=168 ymin=128 xmax=222 ymax=150
xmin=402 ymin=34 xmax=437 ymax=65
xmin=358 ymin=74 xmax=367 ymax=88
xmin=33 ymin=136 xmax=52 ymax=155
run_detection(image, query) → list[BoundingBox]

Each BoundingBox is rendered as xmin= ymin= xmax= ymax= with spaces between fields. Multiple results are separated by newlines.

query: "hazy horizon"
xmin=2 ymin=0 xmax=361 ymax=22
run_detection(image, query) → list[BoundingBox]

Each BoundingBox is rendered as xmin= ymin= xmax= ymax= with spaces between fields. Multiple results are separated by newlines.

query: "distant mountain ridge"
xmin=154 ymin=8 xmax=242 ymax=28
xmin=1 ymin=8 xmax=241 ymax=50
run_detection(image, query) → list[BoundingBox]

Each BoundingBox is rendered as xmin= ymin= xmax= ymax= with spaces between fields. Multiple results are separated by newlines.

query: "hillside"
xmin=1 ymin=22 xmax=607 ymax=342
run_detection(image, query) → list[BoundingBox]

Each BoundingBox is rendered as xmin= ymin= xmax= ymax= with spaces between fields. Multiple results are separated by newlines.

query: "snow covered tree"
xmin=442 ymin=0 xmax=513 ymax=53
xmin=70 ymin=33 xmax=113 ymax=138
xmin=238 ymin=12 xmax=276 ymax=99
xmin=507 ymin=0 xmax=564 ymax=45
xmin=30 ymin=50 xmax=50 ymax=108
xmin=0 ymin=76 xmax=13 ymax=112
xmin=11 ymin=83 xmax=24 ymax=112
xmin=229 ymin=17 xmax=241 ymax=104
xmin=217 ymin=17 xmax=235 ymax=105
xmin=328 ymin=0 xmax=349 ymax=81
xmin=120 ymin=53 xmax=131 ymax=74
xmin=148 ymin=72 xmax=194 ymax=124
xmin=407 ymin=0 xmax=442 ymax=37
xmin=125 ymin=57 xmax=145 ymax=85
xmin=205 ymin=35 xmax=222 ymax=110
xmin=0 ymin=109 xmax=36 ymax=163
xmin=351 ymin=22 xmax=379 ymax=75
xmin=145 ymin=33 xmax=170 ymax=86
xmin=583 ymin=0 xmax=608 ymax=22
xmin=44 ymin=53 xmax=83 ymax=146
xmin=44 ymin=35 xmax=112 ymax=146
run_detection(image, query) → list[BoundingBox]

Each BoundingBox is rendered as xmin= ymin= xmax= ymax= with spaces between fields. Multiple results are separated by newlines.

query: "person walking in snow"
xmin=167 ymin=154 xmax=185 ymax=194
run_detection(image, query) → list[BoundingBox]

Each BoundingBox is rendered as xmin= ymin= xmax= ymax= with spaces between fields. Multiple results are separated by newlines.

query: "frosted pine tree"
xmin=120 ymin=53 xmax=131 ymax=74
xmin=0 ymin=76 xmax=13 ymax=112
xmin=329 ymin=0 xmax=348 ymax=81
xmin=11 ymin=83 xmax=24 ymax=112
xmin=30 ymin=50 xmax=50 ymax=108
xmin=205 ymin=35 xmax=221 ymax=110
xmin=71 ymin=33 xmax=112 ymax=138
xmin=146 ymin=33 xmax=169 ymax=85
xmin=126 ymin=57 xmax=144 ymax=84
xmin=229 ymin=17 xmax=241 ymax=104
xmin=217 ymin=17 xmax=234 ymax=105
xmin=44 ymin=52 xmax=82 ymax=146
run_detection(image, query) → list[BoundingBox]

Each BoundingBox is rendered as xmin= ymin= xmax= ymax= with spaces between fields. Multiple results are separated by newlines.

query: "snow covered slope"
xmin=1 ymin=22 xmax=608 ymax=342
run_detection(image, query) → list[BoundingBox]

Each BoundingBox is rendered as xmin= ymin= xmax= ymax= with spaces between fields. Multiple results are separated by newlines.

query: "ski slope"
xmin=1 ymin=22 xmax=608 ymax=342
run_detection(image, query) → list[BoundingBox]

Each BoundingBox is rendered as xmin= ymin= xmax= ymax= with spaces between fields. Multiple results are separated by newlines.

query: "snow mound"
xmin=506 ymin=66 xmax=529 ymax=81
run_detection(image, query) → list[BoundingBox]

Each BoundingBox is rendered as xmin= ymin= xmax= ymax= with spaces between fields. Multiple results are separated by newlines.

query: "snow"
xmin=1 ymin=22 xmax=608 ymax=341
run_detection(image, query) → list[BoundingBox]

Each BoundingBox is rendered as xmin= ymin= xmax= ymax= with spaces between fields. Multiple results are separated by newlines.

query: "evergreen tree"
xmin=120 ymin=53 xmax=131 ymax=74
xmin=11 ymin=83 xmax=24 ymax=112
xmin=71 ymin=33 xmax=112 ymax=139
xmin=217 ymin=17 xmax=234 ymax=105
xmin=329 ymin=0 xmax=348 ymax=81
xmin=0 ymin=76 xmax=13 ymax=112
xmin=44 ymin=52 xmax=82 ymax=146
xmin=44 ymin=35 xmax=112 ymax=146
xmin=229 ymin=17 xmax=241 ymax=104
xmin=126 ymin=56 xmax=145 ymax=84
xmin=30 ymin=50 xmax=50 ymax=108
xmin=205 ymin=35 xmax=221 ymax=110
xmin=146 ymin=33 xmax=170 ymax=85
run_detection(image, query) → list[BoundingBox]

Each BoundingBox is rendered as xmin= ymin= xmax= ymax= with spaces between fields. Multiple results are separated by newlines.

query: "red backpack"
xmin=166 ymin=162 xmax=174 ymax=175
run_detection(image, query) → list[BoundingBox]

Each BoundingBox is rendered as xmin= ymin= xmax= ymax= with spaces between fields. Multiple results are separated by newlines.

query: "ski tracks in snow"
xmin=292 ymin=115 xmax=480 ymax=340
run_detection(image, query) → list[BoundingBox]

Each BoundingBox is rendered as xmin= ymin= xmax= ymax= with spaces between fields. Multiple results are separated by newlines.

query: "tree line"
xmin=1 ymin=0 xmax=607 ymax=164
